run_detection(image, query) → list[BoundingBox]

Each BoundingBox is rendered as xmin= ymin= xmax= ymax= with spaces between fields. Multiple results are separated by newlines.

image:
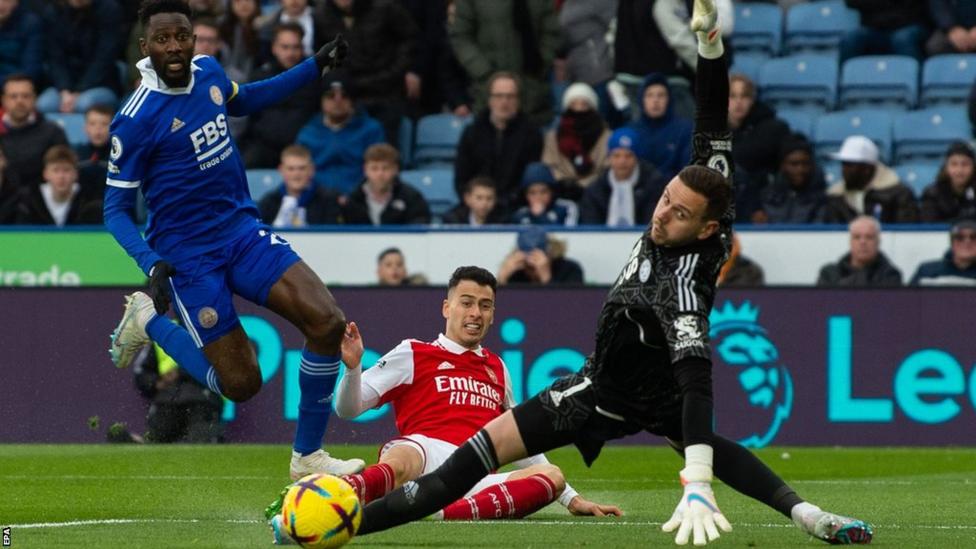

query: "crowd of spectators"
xmin=0 ymin=0 xmax=974 ymax=286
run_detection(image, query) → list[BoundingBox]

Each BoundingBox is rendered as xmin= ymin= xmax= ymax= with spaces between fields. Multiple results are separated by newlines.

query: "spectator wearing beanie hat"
xmin=579 ymin=127 xmax=665 ymax=226
xmin=920 ymin=141 xmax=976 ymax=222
xmin=824 ymin=135 xmax=919 ymax=223
xmin=755 ymin=134 xmax=827 ymax=224
xmin=541 ymin=82 xmax=611 ymax=200
xmin=510 ymin=162 xmax=579 ymax=226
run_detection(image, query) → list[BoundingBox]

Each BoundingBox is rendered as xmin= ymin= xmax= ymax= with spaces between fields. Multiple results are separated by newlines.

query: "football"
xmin=280 ymin=474 xmax=362 ymax=548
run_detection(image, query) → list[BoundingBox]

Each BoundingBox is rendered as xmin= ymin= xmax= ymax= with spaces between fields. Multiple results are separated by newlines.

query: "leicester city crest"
xmin=708 ymin=301 xmax=793 ymax=448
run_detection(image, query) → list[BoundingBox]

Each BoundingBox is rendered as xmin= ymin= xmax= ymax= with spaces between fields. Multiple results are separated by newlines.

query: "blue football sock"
xmin=146 ymin=315 xmax=223 ymax=396
xmin=293 ymin=348 xmax=341 ymax=456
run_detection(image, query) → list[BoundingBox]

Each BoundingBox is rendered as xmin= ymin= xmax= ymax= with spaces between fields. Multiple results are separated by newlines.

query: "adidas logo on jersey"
xmin=437 ymin=361 xmax=455 ymax=370
xmin=170 ymin=118 xmax=185 ymax=132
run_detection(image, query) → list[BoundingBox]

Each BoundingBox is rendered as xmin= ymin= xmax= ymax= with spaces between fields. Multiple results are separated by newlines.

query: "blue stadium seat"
xmin=920 ymin=54 xmax=976 ymax=107
xmin=732 ymin=2 xmax=783 ymax=57
xmin=398 ymin=116 xmax=414 ymax=168
xmin=758 ymin=54 xmax=838 ymax=112
xmin=821 ymin=159 xmax=842 ymax=186
xmin=730 ymin=52 xmax=767 ymax=84
xmin=894 ymin=161 xmax=941 ymax=196
xmin=246 ymin=169 xmax=280 ymax=201
xmin=893 ymin=107 xmax=972 ymax=163
xmin=399 ymin=168 xmax=456 ymax=218
xmin=413 ymin=114 xmax=471 ymax=167
xmin=46 ymin=113 xmax=87 ymax=146
xmin=784 ymin=0 xmax=860 ymax=55
xmin=813 ymin=110 xmax=894 ymax=162
xmin=775 ymin=108 xmax=816 ymax=138
xmin=839 ymin=56 xmax=919 ymax=110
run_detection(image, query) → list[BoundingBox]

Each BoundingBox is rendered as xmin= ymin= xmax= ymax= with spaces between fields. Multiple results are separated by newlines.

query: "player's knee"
xmin=221 ymin=369 xmax=262 ymax=403
xmin=539 ymin=464 xmax=566 ymax=494
xmin=303 ymin=304 xmax=346 ymax=348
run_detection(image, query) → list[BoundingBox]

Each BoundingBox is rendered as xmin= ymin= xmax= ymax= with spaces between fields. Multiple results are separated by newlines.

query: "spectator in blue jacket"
xmin=910 ymin=218 xmax=976 ymax=285
xmin=38 ymin=0 xmax=122 ymax=113
xmin=296 ymin=70 xmax=385 ymax=194
xmin=626 ymin=72 xmax=691 ymax=182
xmin=0 ymin=0 xmax=44 ymax=84
xmin=510 ymin=161 xmax=579 ymax=226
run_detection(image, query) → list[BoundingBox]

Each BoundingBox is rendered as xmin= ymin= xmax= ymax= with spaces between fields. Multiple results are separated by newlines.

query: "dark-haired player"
xmin=105 ymin=0 xmax=363 ymax=478
xmin=346 ymin=1 xmax=873 ymax=545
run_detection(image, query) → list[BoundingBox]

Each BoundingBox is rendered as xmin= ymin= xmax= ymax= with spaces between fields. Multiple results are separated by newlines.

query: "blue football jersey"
xmin=107 ymin=55 xmax=258 ymax=259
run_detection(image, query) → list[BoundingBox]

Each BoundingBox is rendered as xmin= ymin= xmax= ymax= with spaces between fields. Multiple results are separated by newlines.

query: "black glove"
xmin=148 ymin=260 xmax=176 ymax=315
xmin=314 ymin=34 xmax=349 ymax=76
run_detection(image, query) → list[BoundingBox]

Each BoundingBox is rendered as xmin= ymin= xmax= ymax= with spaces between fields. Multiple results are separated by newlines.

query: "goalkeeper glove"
xmin=315 ymin=34 xmax=349 ymax=76
xmin=662 ymin=444 xmax=732 ymax=545
xmin=148 ymin=260 xmax=176 ymax=315
xmin=690 ymin=0 xmax=724 ymax=59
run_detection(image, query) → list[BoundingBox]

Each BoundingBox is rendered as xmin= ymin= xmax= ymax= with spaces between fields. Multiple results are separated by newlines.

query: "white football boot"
xmin=109 ymin=292 xmax=155 ymax=369
xmin=290 ymin=450 xmax=365 ymax=480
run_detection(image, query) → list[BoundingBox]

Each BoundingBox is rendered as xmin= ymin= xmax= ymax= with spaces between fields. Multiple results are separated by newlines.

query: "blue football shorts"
xmin=166 ymin=221 xmax=301 ymax=346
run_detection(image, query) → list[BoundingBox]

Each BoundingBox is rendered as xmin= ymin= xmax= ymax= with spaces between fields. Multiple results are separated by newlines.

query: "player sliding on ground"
xmin=105 ymin=0 xmax=363 ymax=479
xmin=265 ymin=266 xmax=621 ymax=544
xmin=342 ymin=1 xmax=873 ymax=545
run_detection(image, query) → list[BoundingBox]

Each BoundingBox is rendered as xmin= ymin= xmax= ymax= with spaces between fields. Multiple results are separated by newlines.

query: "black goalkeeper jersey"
xmin=581 ymin=128 xmax=735 ymax=422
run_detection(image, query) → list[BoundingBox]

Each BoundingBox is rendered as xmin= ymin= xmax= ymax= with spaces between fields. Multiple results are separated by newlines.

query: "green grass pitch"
xmin=3 ymin=445 xmax=975 ymax=548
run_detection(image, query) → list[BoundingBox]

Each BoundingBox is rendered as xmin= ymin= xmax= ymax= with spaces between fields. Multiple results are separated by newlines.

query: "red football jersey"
xmin=362 ymin=334 xmax=513 ymax=446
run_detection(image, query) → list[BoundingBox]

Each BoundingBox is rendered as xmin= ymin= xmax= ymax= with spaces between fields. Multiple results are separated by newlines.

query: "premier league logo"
xmin=709 ymin=301 xmax=793 ymax=448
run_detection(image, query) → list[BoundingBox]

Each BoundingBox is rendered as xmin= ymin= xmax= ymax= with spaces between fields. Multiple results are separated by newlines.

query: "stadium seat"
xmin=813 ymin=109 xmax=893 ymax=162
xmin=758 ymin=54 xmax=838 ymax=112
xmin=893 ymin=107 xmax=972 ymax=163
xmin=398 ymin=116 xmax=414 ymax=168
xmin=730 ymin=52 xmax=768 ymax=84
xmin=732 ymin=2 xmax=783 ymax=57
xmin=776 ymin=108 xmax=816 ymax=138
xmin=246 ymin=169 xmax=280 ymax=201
xmin=399 ymin=168 xmax=456 ymax=218
xmin=920 ymin=54 xmax=976 ymax=107
xmin=784 ymin=0 xmax=860 ymax=55
xmin=413 ymin=114 xmax=471 ymax=167
xmin=839 ymin=56 xmax=919 ymax=110
xmin=894 ymin=161 xmax=941 ymax=196
xmin=46 ymin=113 xmax=87 ymax=146
xmin=821 ymin=159 xmax=842 ymax=186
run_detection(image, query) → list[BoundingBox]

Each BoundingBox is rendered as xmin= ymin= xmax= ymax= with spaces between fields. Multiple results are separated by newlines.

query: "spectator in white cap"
xmin=579 ymin=127 xmax=666 ymax=226
xmin=541 ymin=82 xmax=611 ymax=200
xmin=824 ymin=135 xmax=919 ymax=223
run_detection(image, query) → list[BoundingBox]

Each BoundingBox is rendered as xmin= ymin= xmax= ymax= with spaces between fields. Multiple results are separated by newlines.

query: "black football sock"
xmin=711 ymin=434 xmax=803 ymax=518
xmin=358 ymin=429 xmax=499 ymax=535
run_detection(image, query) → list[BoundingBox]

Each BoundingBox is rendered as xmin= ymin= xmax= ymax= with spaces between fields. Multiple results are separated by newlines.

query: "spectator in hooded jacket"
xmin=920 ymin=141 xmax=976 ymax=222
xmin=342 ymin=143 xmax=431 ymax=225
xmin=258 ymin=145 xmax=342 ymax=227
xmin=454 ymin=71 xmax=543 ymax=214
xmin=728 ymin=74 xmax=791 ymax=222
xmin=817 ymin=215 xmax=903 ymax=287
xmin=756 ymin=136 xmax=827 ymax=224
xmin=824 ymin=136 xmax=919 ymax=223
xmin=626 ymin=73 xmax=691 ymax=183
xmin=910 ymin=218 xmax=976 ymax=285
xmin=840 ymin=0 xmax=928 ymax=61
xmin=580 ymin=127 xmax=665 ymax=226
xmin=296 ymin=71 xmax=386 ymax=194
xmin=497 ymin=226 xmax=584 ymax=285
xmin=510 ymin=161 xmax=579 ymax=226
xmin=541 ymin=82 xmax=610 ymax=201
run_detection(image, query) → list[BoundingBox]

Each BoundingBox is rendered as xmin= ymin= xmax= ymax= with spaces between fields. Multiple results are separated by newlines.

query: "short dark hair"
xmin=677 ymin=165 xmax=732 ymax=221
xmin=192 ymin=16 xmax=220 ymax=32
xmin=377 ymin=247 xmax=402 ymax=263
xmin=448 ymin=266 xmax=497 ymax=295
xmin=273 ymin=21 xmax=305 ymax=41
xmin=464 ymin=176 xmax=496 ymax=195
xmin=139 ymin=0 xmax=192 ymax=27
xmin=85 ymin=104 xmax=115 ymax=119
xmin=2 ymin=73 xmax=35 ymax=95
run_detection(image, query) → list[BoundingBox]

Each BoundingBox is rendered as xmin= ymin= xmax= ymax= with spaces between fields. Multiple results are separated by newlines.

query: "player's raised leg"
xmin=265 ymin=260 xmax=365 ymax=478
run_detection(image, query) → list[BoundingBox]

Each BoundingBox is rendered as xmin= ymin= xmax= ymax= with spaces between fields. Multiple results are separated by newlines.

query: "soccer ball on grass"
xmin=280 ymin=474 xmax=361 ymax=548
